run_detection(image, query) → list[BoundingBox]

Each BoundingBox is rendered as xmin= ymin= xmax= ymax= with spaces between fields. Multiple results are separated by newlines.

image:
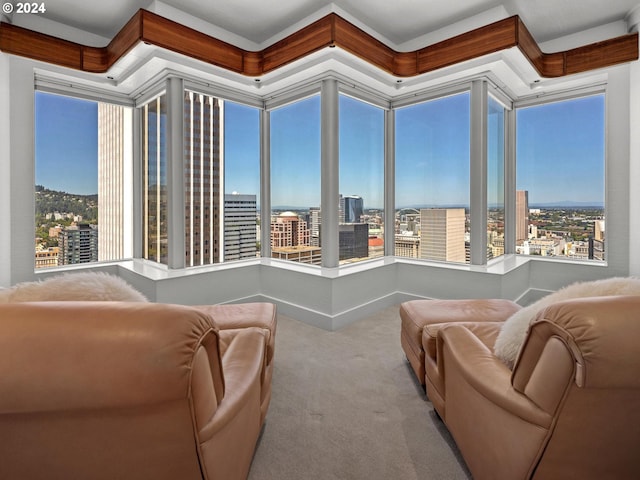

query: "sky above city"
xmin=35 ymin=92 xmax=98 ymax=195
xmin=35 ymin=90 xmax=605 ymax=208
xmin=516 ymin=94 xmax=604 ymax=206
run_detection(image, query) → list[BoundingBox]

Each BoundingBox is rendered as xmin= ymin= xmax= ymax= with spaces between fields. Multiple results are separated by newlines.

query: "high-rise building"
xmin=97 ymin=103 xmax=131 ymax=262
xmin=339 ymin=223 xmax=368 ymax=260
xmin=35 ymin=246 xmax=59 ymax=269
xmin=224 ymin=193 xmax=257 ymax=261
xmin=419 ymin=208 xmax=466 ymax=262
xmin=309 ymin=207 xmax=321 ymax=247
xmin=58 ymin=224 xmax=98 ymax=265
xmin=395 ymin=234 xmax=420 ymax=258
xmin=595 ymin=220 xmax=605 ymax=241
xmin=516 ymin=190 xmax=529 ymax=242
xmin=271 ymin=212 xmax=310 ymax=248
xmin=343 ymin=195 xmax=363 ymax=223
xmin=271 ymin=212 xmax=320 ymax=264
xmin=184 ymin=90 xmax=223 ymax=266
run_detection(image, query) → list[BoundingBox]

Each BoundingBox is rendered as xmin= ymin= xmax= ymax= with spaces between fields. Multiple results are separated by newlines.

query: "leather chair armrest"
xmin=441 ymin=325 xmax=553 ymax=428
xmin=197 ymin=327 xmax=265 ymax=442
xmin=532 ymin=295 xmax=640 ymax=389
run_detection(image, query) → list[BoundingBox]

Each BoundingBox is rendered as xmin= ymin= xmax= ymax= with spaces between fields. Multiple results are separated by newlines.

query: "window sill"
xmin=36 ymin=252 xmax=607 ymax=284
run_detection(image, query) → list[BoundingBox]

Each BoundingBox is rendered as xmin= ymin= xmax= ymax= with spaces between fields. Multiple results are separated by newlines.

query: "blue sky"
xmin=516 ymin=94 xmax=604 ymax=206
xmin=224 ymin=102 xmax=261 ymax=197
xmin=395 ymin=92 xmax=471 ymax=208
xmin=35 ymin=92 xmax=98 ymax=194
xmin=35 ymin=90 xmax=605 ymax=208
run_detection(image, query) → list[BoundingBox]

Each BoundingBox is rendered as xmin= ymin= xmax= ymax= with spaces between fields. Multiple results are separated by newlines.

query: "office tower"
xmin=35 ymin=246 xmax=59 ymax=269
xmin=595 ymin=220 xmax=605 ymax=241
xmin=224 ymin=193 xmax=257 ymax=261
xmin=516 ymin=190 xmax=529 ymax=242
xmin=271 ymin=212 xmax=310 ymax=247
xmin=343 ymin=195 xmax=363 ymax=223
xmin=419 ymin=208 xmax=466 ymax=262
xmin=395 ymin=234 xmax=420 ymax=258
xmin=58 ymin=224 xmax=98 ymax=265
xmin=271 ymin=212 xmax=321 ymax=264
xmin=592 ymin=219 xmax=605 ymax=260
xmin=97 ymin=103 xmax=131 ymax=262
xmin=184 ymin=90 xmax=223 ymax=266
xmin=339 ymin=195 xmax=345 ymax=223
xmin=309 ymin=207 xmax=321 ymax=247
xmin=339 ymin=223 xmax=368 ymax=260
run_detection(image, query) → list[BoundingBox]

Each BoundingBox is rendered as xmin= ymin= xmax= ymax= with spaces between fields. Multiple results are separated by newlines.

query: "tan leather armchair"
xmin=436 ymin=296 xmax=640 ymax=480
xmin=0 ymin=301 xmax=269 ymax=480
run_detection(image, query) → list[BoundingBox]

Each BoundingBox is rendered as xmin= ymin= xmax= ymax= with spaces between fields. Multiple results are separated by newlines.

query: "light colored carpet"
xmin=248 ymin=305 xmax=472 ymax=480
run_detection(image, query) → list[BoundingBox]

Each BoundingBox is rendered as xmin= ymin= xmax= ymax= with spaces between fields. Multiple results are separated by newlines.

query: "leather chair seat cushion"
xmin=195 ymin=303 xmax=276 ymax=364
xmin=402 ymin=299 xmax=521 ymax=362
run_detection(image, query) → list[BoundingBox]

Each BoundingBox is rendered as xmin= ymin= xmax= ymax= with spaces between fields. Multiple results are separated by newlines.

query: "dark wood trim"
xmin=416 ymin=16 xmax=519 ymax=75
xmin=0 ymin=9 xmax=637 ymax=79
xmin=0 ymin=22 xmax=82 ymax=69
xmin=261 ymin=14 xmax=333 ymax=74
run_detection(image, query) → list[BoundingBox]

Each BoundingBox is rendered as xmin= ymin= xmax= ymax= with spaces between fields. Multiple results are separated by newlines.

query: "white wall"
xmin=0 ymin=53 xmax=10 ymax=287
xmin=2 ymin=57 xmax=36 ymax=287
xmin=630 ymin=54 xmax=640 ymax=276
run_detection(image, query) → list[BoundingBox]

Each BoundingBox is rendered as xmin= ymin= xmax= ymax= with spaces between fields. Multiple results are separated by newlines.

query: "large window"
xmin=395 ymin=92 xmax=471 ymax=263
xmin=37 ymin=79 xmax=606 ymax=274
xmin=35 ymin=91 xmax=132 ymax=269
xmin=516 ymin=94 xmax=605 ymax=260
xmin=339 ymin=94 xmax=384 ymax=264
xmin=270 ymin=95 xmax=321 ymax=265
xmin=487 ymin=95 xmax=506 ymax=260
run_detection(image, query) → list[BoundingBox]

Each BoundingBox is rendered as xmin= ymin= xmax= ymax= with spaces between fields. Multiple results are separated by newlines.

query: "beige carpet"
xmin=248 ymin=305 xmax=472 ymax=480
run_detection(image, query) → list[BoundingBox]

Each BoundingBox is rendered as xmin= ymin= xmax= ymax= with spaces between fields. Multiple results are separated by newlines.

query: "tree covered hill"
xmin=35 ymin=185 xmax=98 ymax=221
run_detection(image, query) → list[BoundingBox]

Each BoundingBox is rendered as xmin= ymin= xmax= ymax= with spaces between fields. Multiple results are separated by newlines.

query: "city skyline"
xmin=36 ymin=91 xmax=606 ymax=209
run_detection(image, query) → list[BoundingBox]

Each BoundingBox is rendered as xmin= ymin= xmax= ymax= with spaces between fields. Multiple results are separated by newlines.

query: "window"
xmin=395 ymin=92 xmax=471 ymax=263
xmin=224 ymin=101 xmax=261 ymax=261
xmin=35 ymin=91 xmax=132 ymax=269
xmin=516 ymin=94 xmax=605 ymax=260
xmin=487 ymin=95 xmax=506 ymax=260
xmin=270 ymin=95 xmax=321 ymax=265
xmin=339 ymin=94 xmax=384 ymax=264
xmin=142 ymin=93 xmax=168 ymax=264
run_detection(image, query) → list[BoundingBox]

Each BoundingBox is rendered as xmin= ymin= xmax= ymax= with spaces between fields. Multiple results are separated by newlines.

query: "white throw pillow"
xmin=0 ymin=272 xmax=148 ymax=303
xmin=494 ymin=277 xmax=640 ymax=368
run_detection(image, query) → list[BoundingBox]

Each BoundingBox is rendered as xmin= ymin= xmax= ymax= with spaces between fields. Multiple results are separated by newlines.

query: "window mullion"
xmin=470 ymin=80 xmax=488 ymax=265
xmin=384 ymin=108 xmax=395 ymax=257
xmin=504 ymin=108 xmax=516 ymax=255
xmin=321 ymin=79 xmax=339 ymax=268
xmin=166 ymin=77 xmax=186 ymax=269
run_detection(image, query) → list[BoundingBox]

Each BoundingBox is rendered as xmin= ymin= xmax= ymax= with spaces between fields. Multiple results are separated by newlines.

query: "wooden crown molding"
xmin=0 ymin=9 xmax=637 ymax=78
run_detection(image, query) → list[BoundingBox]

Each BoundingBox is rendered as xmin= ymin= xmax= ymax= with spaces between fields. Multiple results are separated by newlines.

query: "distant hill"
xmin=35 ymin=185 xmax=98 ymax=221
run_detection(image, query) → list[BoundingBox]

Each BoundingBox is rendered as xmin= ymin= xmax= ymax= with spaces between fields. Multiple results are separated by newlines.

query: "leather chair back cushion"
xmin=0 ymin=301 xmax=225 ymax=480
xmin=0 ymin=302 xmax=223 ymax=412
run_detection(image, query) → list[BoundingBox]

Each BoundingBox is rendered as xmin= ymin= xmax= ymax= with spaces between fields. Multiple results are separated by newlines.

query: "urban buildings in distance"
xmin=394 ymin=190 xmax=604 ymax=262
xmin=34 ymin=184 xmax=604 ymax=268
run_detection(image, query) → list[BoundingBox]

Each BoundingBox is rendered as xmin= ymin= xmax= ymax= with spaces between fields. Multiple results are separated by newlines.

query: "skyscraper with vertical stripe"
xmin=184 ymin=90 xmax=224 ymax=266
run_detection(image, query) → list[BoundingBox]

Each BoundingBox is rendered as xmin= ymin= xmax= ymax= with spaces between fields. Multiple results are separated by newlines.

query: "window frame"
xmin=33 ymin=84 xmax=135 ymax=271
xmin=30 ymin=71 xmax=610 ymax=276
xmin=513 ymin=86 xmax=607 ymax=263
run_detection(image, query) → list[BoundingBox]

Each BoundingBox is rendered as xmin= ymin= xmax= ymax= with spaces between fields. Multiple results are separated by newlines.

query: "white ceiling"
xmin=5 ymin=0 xmax=640 ymax=48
